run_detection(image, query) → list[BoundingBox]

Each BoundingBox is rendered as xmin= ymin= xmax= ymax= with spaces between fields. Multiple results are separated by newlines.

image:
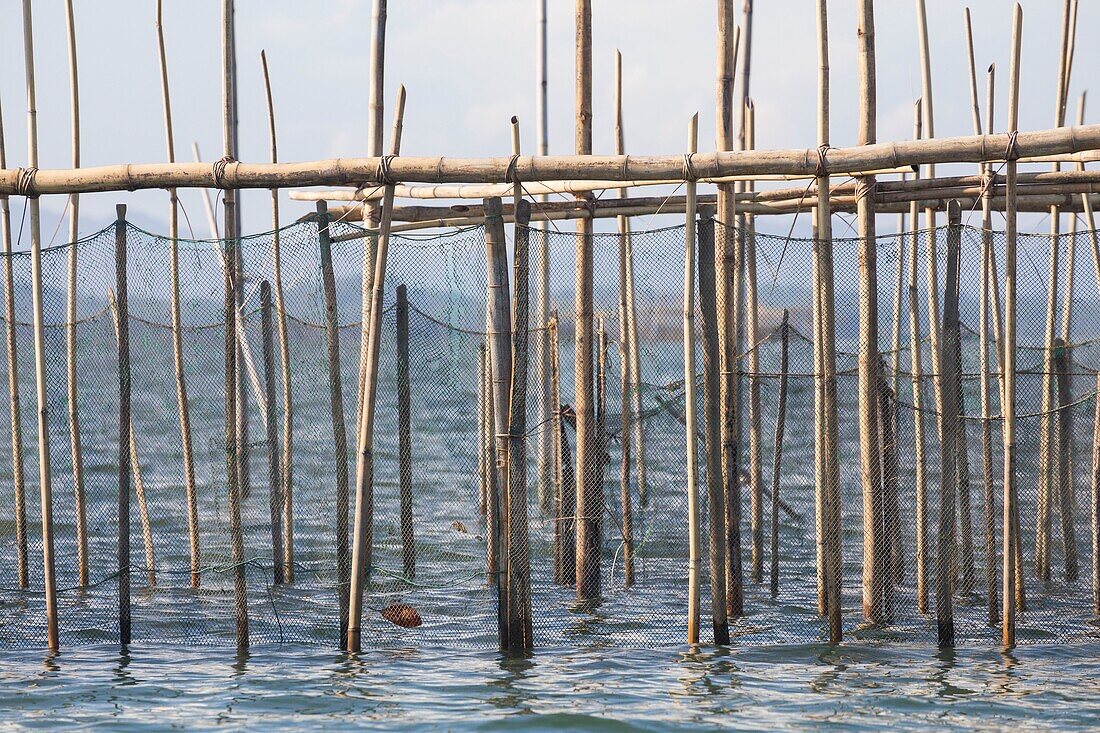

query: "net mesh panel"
xmin=0 ymin=217 xmax=1096 ymax=647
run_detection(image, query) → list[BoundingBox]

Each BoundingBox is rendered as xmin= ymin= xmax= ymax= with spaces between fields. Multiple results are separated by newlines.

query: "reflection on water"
xmin=3 ymin=643 xmax=1099 ymax=730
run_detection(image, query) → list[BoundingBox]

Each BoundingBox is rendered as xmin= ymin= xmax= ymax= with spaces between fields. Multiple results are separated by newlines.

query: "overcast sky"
xmin=0 ymin=1 xmax=1085 ymax=242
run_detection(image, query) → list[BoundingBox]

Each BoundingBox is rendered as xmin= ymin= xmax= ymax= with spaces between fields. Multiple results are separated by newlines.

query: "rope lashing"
xmin=682 ymin=153 xmax=699 ymax=183
xmin=375 ymin=154 xmax=398 ymax=186
xmin=815 ymin=144 xmax=831 ymax=178
xmin=212 ymin=156 xmax=236 ymax=189
xmin=1004 ymin=130 xmax=1021 ymax=162
xmin=15 ymin=167 xmax=38 ymax=198
xmin=504 ymin=154 xmax=522 ymax=185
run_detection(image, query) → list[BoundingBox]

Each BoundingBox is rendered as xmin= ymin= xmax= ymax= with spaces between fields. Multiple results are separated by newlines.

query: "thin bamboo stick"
xmin=856 ymin=0 xmax=883 ymax=624
xmin=770 ymin=310 xmax=790 ymax=600
xmin=259 ymin=280 xmax=284 ymax=587
xmin=505 ymin=199 xmax=532 ymax=650
xmin=1003 ymin=2 xmax=1023 ymax=649
xmin=478 ymin=338 xmax=489 ymax=519
xmin=158 ymin=0 xmax=200 ymax=588
xmin=261 ymin=49 xmax=294 ymax=584
xmin=1093 ymin=370 xmax=1100 ymax=615
xmin=106 ymin=290 xmax=156 ymax=589
xmin=573 ymin=0 xmax=600 ymax=603
xmin=115 ymin=206 xmax=130 ymax=646
xmin=682 ymin=113 xmax=703 ymax=644
xmin=745 ymin=100 xmax=764 ymax=587
xmin=534 ymin=1 xmax=552 ymax=519
xmin=485 ymin=197 xmax=512 ymax=649
xmin=396 ymin=284 xmax=415 ymax=581
xmin=192 ymin=143 xmax=221 ymax=239
xmin=63 ymin=0 xmax=88 ymax=588
xmin=548 ymin=312 xmax=574 ymax=585
xmin=0 ymin=88 xmax=27 ymax=590
xmin=317 ymin=202 xmax=351 ymax=640
xmin=698 ymin=202 xmax=729 ymax=643
xmin=908 ymin=98 xmax=929 ymax=616
xmin=347 ymin=85 xmax=406 ymax=653
xmin=222 ymin=0 xmax=248 ymax=651
xmin=1054 ymin=339 xmax=1078 ymax=581
xmin=879 ymin=358 xmax=899 ymax=617
xmin=21 ymin=0 xmax=58 ymax=652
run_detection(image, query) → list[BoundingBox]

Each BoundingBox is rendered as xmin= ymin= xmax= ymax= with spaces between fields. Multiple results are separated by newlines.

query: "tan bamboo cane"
xmin=698 ymin=202 xmax=729 ymax=643
xmin=261 ymin=50 xmax=294 ymax=584
xmin=0 ymin=88 xmax=27 ymax=590
xmin=347 ymin=85 xmax=405 ymax=653
xmin=259 ymin=281 xmax=284 ymax=588
xmin=396 ymin=285 xmax=415 ymax=581
xmin=745 ymin=100 xmax=764 ymax=587
xmin=115 ymin=207 xmax=131 ymax=646
xmin=1003 ymin=2 xmax=1023 ymax=649
xmin=535 ymin=0 xmax=553 ymax=519
xmin=1054 ymin=339 xmax=1078 ymax=581
xmin=317 ymin=202 xmax=351 ymax=638
xmin=192 ymin=143 xmax=221 ymax=240
xmin=21 ymin=0 xmax=58 ymax=651
xmin=770 ymin=310 xmax=790 ymax=600
xmin=63 ymin=0 xmax=88 ymax=587
xmin=157 ymin=0 xmax=200 ymax=588
xmin=683 ymin=113 xmax=702 ymax=644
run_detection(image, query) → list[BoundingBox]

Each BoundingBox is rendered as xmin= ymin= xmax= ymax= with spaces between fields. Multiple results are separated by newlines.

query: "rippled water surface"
xmin=2 ymin=643 xmax=1099 ymax=730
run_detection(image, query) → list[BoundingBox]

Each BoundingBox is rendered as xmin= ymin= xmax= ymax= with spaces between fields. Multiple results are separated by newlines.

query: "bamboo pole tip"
xmin=511 ymin=115 xmax=519 ymax=125
xmin=116 ymin=203 xmax=127 ymax=220
xmin=315 ymin=199 xmax=328 ymax=215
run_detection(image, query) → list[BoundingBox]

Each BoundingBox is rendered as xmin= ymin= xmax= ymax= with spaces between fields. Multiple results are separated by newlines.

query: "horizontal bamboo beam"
xmin=1 ymin=124 xmax=1099 ymax=195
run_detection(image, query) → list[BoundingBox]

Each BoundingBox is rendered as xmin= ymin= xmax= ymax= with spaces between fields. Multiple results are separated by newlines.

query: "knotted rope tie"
xmin=682 ymin=153 xmax=699 ymax=183
xmin=504 ymin=154 xmax=521 ymax=185
xmin=212 ymin=156 xmax=236 ymax=189
xmin=1004 ymin=130 xmax=1021 ymax=162
xmin=815 ymin=144 xmax=831 ymax=178
xmin=854 ymin=177 xmax=877 ymax=203
xmin=375 ymin=155 xmax=398 ymax=186
xmin=15 ymin=167 xmax=38 ymax=199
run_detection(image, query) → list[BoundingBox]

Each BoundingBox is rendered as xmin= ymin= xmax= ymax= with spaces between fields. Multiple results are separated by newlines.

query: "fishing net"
xmin=0 ymin=213 xmax=1095 ymax=648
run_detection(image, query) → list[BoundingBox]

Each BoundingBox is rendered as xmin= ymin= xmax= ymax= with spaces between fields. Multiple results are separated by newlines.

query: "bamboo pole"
xmin=535 ymin=1 xmax=553 ymax=519
xmin=317 ymin=202 xmax=351 ymax=640
xmin=878 ymin=357 xmax=899 ymax=616
xmin=573 ymin=0 xmax=600 ymax=602
xmin=396 ymin=284 xmax=415 ymax=581
xmin=261 ymin=49 xmax=294 ymax=584
xmin=193 ymin=143 xmax=220 ymax=238
xmin=115 ymin=206 xmax=130 ymax=646
xmin=21 ymin=0 xmax=58 ymax=652
xmin=222 ymin=0 xmax=248 ymax=651
xmin=548 ymin=312 xmax=574 ymax=585
xmin=106 ymin=289 xmax=156 ymax=589
xmin=1093 ymin=370 xmax=1100 ymax=615
xmin=347 ymin=85 xmax=405 ymax=653
xmin=505 ymin=199 xmax=533 ymax=650
xmin=1054 ymin=339 xmax=1078 ymax=581
xmin=484 ymin=197 xmax=512 ymax=649
xmin=478 ymin=338 xmax=489 ymax=518
xmin=856 ymin=0 xmax=883 ymax=624
xmin=158 ymin=0 xmax=200 ymax=588
xmin=683 ymin=113 xmax=702 ymax=644
xmin=745 ymin=100 xmax=764 ymax=587
xmin=259 ymin=280 xmax=284 ymax=587
xmin=698 ymin=202 xmax=729 ymax=643
xmin=771 ymin=310 xmax=790 ymax=599
xmin=1003 ymin=3 xmax=1023 ymax=649
xmin=0 ymin=88 xmax=27 ymax=590
xmin=816 ymin=0 xmax=842 ymax=644
xmin=63 ymin=0 xmax=88 ymax=587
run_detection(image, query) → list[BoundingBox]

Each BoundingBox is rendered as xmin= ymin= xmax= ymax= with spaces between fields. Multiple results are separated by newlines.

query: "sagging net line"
xmin=0 ymin=217 xmax=1097 ymax=647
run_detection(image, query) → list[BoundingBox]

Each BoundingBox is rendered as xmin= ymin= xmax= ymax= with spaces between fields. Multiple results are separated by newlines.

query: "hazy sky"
xmin=0 ymin=1 xmax=1085 ymax=241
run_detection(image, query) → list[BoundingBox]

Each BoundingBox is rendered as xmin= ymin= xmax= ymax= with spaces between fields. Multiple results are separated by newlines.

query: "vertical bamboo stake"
xmin=549 ymin=313 xmax=574 ymax=585
xmin=535 ymin=0 xmax=553 ymax=518
xmin=770 ymin=310 xmax=790 ymax=600
xmin=221 ymin=0 xmax=248 ymax=651
xmin=21 ymin=0 xmax=58 ymax=652
xmin=573 ymin=0 xmax=600 ymax=602
xmin=878 ymin=358 xmax=899 ymax=615
xmin=62 ymin=0 xmax=88 ymax=587
xmin=106 ymin=289 xmax=156 ymax=589
xmin=1066 ymin=92 xmax=1091 ymax=345
xmin=505 ymin=199 xmax=533 ymax=650
xmin=1038 ymin=0 xmax=1074 ymax=582
xmin=396 ymin=284 xmax=415 ymax=581
xmin=856 ymin=0 xmax=883 ymax=624
xmin=157 ymin=0 xmax=200 ymax=588
xmin=698 ymin=203 xmax=729 ymax=643
xmin=192 ymin=143 xmax=220 ymax=239
xmin=613 ymin=51 xmax=636 ymax=590
xmin=683 ymin=113 xmax=702 ymax=644
xmin=716 ymin=7 xmax=742 ymax=618
xmin=317 ymin=202 xmax=351 ymax=640
xmin=1003 ymin=3 xmax=1023 ymax=649
xmin=347 ymin=86 xmax=405 ymax=652
xmin=481 ymin=339 xmax=499 ymax=583
xmin=816 ymin=0 xmax=842 ymax=644
xmin=936 ymin=200 xmax=963 ymax=649
xmin=745 ymin=100 xmax=764 ymax=586
xmin=615 ymin=52 xmax=648 ymax=515
xmin=115 ymin=206 xmax=131 ymax=646
xmin=0 ymin=90 xmax=27 ymax=590
xmin=261 ymin=50 xmax=294 ymax=584
xmin=1093 ymin=370 xmax=1100 ymax=615
xmin=259 ymin=281 xmax=284 ymax=587
xmin=484 ymin=197 xmax=512 ymax=649
xmin=1053 ymin=340 xmax=1078 ymax=581
xmin=477 ymin=339 xmax=489 ymax=517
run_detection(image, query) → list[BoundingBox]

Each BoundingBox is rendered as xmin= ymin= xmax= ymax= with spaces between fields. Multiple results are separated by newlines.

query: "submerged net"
xmin=0 ymin=215 xmax=1096 ymax=648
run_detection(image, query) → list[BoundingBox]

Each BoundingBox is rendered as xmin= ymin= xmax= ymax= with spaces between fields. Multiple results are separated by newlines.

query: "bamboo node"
xmin=15 ymin=167 xmax=38 ymax=199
